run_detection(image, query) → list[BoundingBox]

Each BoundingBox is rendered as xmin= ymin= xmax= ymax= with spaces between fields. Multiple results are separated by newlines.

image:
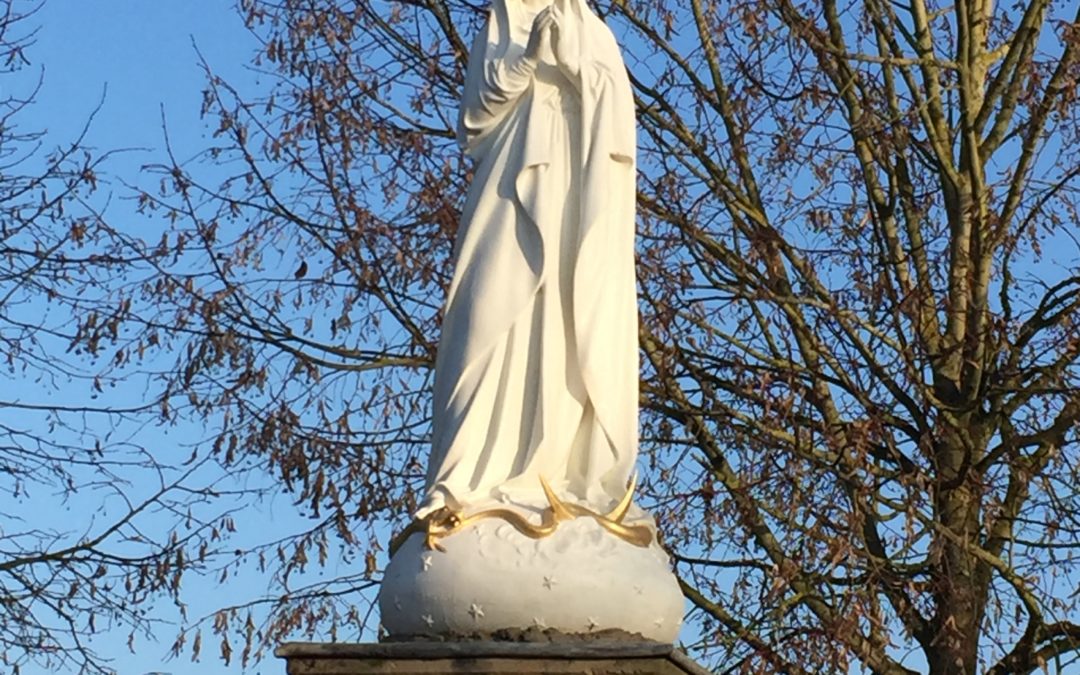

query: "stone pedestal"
xmin=276 ymin=641 xmax=710 ymax=675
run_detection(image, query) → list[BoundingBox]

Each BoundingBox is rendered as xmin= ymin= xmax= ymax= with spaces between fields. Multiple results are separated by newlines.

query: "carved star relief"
xmin=469 ymin=603 xmax=485 ymax=621
xmin=421 ymin=555 xmax=434 ymax=571
xmin=421 ymin=614 xmax=436 ymax=628
xmin=542 ymin=575 xmax=557 ymax=589
xmin=586 ymin=617 xmax=599 ymax=631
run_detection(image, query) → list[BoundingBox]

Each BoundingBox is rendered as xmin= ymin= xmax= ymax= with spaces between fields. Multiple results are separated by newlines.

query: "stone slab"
xmin=276 ymin=641 xmax=711 ymax=675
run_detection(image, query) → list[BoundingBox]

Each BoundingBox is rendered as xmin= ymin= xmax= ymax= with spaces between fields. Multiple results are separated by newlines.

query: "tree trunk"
xmin=928 ymin=435 xmax=989 ymax=675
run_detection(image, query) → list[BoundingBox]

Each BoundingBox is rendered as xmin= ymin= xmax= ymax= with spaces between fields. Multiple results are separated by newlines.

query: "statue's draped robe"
xmin=422 ymin=0 xmax=638 ymax=516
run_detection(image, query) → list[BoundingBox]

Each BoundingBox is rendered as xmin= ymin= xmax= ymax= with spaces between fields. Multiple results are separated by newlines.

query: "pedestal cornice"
xmin=275 ymin=640 xmax=712 ymax=674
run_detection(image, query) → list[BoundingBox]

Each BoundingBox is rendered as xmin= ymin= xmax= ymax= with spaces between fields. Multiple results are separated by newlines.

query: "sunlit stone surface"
xmin=381 ymin=516 xmax=683 ymax=642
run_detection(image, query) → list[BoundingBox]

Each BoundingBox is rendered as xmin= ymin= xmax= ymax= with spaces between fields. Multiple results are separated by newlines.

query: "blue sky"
xmin=31 ymin=1 xmax=255 ymax=162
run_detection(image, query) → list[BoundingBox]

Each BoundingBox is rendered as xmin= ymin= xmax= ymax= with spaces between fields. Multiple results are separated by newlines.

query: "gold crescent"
xmin=388 ymin=476 xmax=655 ymax=555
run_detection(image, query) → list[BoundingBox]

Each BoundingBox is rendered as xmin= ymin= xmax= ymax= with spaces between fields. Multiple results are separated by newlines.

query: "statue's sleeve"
xmin=457 ymin=27 xmax=535 ymax=155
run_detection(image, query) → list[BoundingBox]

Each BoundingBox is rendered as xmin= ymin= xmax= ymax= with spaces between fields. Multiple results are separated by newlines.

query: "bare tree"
xmin=130 ymin=0 xmax=1080 ymax=673
xmin=0 ymin=2 xmax=243 ymax=672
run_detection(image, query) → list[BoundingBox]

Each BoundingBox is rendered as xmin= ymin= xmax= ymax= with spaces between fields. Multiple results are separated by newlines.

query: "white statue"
xmin=422 ymin=0 xmax=639 ymax=519
xmin=381 ymin=0 xmax=684 ymax=641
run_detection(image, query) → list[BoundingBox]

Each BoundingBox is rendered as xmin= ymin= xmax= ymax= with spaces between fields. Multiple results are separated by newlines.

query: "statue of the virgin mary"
xmin=381 ymin=0 xmax=683 ymax=641
xmin=422 ymin=0 xmax=639 ymax=519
